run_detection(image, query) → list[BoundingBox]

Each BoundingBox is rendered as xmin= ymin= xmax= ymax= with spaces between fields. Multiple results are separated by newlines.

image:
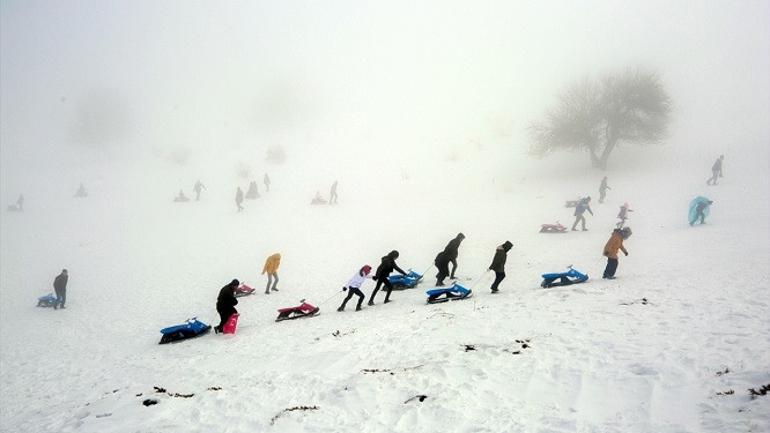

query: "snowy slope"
xmin=1 ymin=146 xmax=769 ymax=433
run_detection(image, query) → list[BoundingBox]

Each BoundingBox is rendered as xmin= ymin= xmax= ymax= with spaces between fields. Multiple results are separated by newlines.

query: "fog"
xmin=1 ymin=0 xmax=768 ymax=201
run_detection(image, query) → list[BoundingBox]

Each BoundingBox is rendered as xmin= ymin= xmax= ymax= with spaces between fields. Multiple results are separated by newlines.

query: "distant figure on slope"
xmin=434 ymin=251 xmax=450 ymax=286
xmin=263 ymin=173 xmax=271 ymax=192
xmin=74 ymin=183 xmax=88 ymax=198
xmin=235 ymin=187 xmax=244 ymax=212
xmin=262 ymin=253 xmax=281 ymax=294
xmin=488 ymin=241 xmax=512 ymax=293
xmin=689 ymin=197 xmax=713 ymax=226
xmin=311 ymin=191 xmax=327 ymax=205
xmin=616 ymin=203 xmax=633 ymax=228
xmin=599 ymin=177 xmax=611 ymax=203
xmin=174 ymin=190 xmax=189 ymax=202
xmin=245 ymin=181 xmax=260 ymax=199
xmin=571 ymin=196 xmax=594 ymax=231
xmin=338 ymin=265 xmax=372 ymax=312
xmin=602 ymin=227 xmax=631 ymax=279
xmin=8 ymin=194 xmax=24 ymax=212
xmin=706 ymin=155 xmax=724 ymax=185
xmin=329 ymin=180 xmax=338 ymax=205
xmin=215 ymin=279 xmax=239 ymax=334
xmin=193 ymin=180 xmax=205 ymax=201
xmin=53 ymin=269 xmax=68 ymax=309
xmin=368 ymin=250 xmax=407 ymax=306
xmin=443 ymin=233 xmax=465 ymax=279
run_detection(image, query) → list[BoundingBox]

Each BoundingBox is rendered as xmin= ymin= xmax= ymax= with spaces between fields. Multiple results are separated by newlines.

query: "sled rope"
xmin=466 ymin=269 xmax=490 ymax=290
xmin=318 ymin=291 xmax=344 ymax=306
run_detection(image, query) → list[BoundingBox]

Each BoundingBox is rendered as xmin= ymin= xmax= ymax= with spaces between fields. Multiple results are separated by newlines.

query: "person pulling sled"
xmin=368 ymin=250 xmax=407 ymax=305
xmin=338 ymin=265 xmax=372 ymax=312
xmin=215 ymin=279 xmax=239 ymax=334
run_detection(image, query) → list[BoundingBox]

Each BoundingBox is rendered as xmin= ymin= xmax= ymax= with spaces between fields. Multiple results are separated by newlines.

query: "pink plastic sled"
xmin=276 ymin=300 xmax=320 ymax=322
xmin=235 ymin=283 xmax=255 ymax=297
xmin=540 ymin=222 xmax=567 ymax=233
xmin=222 ymin=313 xmax=240 ymax=334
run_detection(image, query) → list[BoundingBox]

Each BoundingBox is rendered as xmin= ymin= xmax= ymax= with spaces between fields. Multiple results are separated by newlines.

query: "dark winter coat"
xmin=53 ymin=273 xmax=68 ymax=291
xmin=434 ymin=251 xmax=449 ymax=267
xmin=217 ymin=283 xmax=239 ymax=310
xmin=712 ymin=158 xmax=723 ymax=172
xmin=443 ymin=234 xmax=464 ymax=261
xmin=489 ymin=241 xmax=512 ymax=272
xmin=574 ymin=199 xmax=593 ymax=216
xmin=375 ymin=252 xmax=406 ymax=279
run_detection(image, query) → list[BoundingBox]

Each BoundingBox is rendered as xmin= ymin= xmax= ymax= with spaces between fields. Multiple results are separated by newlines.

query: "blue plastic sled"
xmin=540 ymin=266 xmax=589 ymax=288
xmin=37 ymin=293 xmax=58 ymax=308
xmin=159 ymin=318 xmax=211 ymax=344
xmin=426 ymin=283 xmax=472 ymax=304
xmin=688 ymin=196 xmax=711 ymax=224
xmin=388 ymin=270 xmax=423 ymax=289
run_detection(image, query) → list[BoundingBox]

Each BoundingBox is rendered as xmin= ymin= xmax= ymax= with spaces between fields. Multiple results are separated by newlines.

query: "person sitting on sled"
xmin=617 ymin=203 xmax=633 ymax=228
xmin=215 ymin=279 xmax=239 ymax=334
xmin=174 ymin=190 xmax=189 ymax=202
xmin=602 ymin=227 xmax=631 ymax=279
xmin=338 ymin=265 xmax=372 ymax=312
xmin=311 ymin=191 xmax=327 ymax=205
xmin=74 ymin=183 xmax=88 ymax=198
xmin=262 ymin=253 xmax=281 ymax=294
xmin=368 ymin=250 xmax=407 ymax=305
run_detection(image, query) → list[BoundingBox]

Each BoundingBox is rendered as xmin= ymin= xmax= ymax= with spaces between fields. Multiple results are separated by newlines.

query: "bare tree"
xmin=530 ymin=70 xmax=671 ymax=169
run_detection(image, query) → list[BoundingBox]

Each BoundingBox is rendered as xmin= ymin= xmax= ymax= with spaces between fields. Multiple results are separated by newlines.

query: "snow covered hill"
xmin=1 ymin=146 xmax=768 ymax=433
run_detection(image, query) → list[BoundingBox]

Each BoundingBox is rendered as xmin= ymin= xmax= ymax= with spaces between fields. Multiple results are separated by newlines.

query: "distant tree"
xmin=530 ymin=70 xmax=671 ymax=169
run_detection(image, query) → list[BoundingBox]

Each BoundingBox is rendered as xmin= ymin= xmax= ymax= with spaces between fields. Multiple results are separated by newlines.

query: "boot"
xmin=337 ymin=306 xmax=344 ymax=312
xmin=265 ymin=290 xmax=270 ymax=295
xmin=355 ymin=305 xmax=363 ymax=311
xmin=368 ymin=300 xmax=375 ymax=306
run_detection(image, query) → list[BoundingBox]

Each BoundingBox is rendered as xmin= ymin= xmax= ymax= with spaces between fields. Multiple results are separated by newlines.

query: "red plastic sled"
xmin=223 ymin=313 xmax=239 ymax=334
xmin=235 ymin=283 xmax=255 ymax=297
xmin=276 ymin=300 xmax=319 ymax=322
xmin=540 ymin=222 xmax=567 ymax=233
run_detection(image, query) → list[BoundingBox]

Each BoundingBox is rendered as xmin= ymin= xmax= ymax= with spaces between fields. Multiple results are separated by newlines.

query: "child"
xmin=616 ymin=203 xmax=633 ymax=228
xmin=338 ymin=265 xmax=372 ymax=312
xmin=603 ymin=227 xmax=631 ymax=279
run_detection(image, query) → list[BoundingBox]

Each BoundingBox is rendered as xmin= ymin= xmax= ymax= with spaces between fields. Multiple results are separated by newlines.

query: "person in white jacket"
xmin=337 ymin=265 xmax=372 ymax=312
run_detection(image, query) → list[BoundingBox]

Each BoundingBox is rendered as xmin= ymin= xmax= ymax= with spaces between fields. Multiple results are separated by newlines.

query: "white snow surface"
xmin=1 ymin=149 xmax=769 ymax=433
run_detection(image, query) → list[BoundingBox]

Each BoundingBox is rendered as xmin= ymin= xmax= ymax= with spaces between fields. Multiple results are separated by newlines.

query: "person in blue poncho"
xmin=689 ymin=197 xmax=713 ymax=226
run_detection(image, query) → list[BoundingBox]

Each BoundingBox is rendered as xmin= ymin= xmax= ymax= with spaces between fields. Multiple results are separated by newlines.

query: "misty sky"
xmin=1 ymin=0 xmax=768 ymax=193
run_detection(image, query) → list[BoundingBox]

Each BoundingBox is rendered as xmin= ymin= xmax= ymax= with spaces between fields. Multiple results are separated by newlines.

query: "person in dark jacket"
xmin=443 ymin=233 xmax=465 ymax=279
xmin=368 ymin=250 xmax=407 ymax=305
xmin=53 ymin=269 xmax=68 ymax=309
xmin=571 ymin=197 xmax=594 ymax=231
xmin=599 ymin=177 xmax=610 ymax=203
xmin=215 ymin=279 xmax=239 ymax=333
xmin=707 ymin=155 xmax=724 ymax=185
xmin=263 ymin=173 xmax=271 ymax=192
xmin=434 ymin=251 xmax=450 ymax=286
xmin=488 ymin=241 xmax=512 ymax=293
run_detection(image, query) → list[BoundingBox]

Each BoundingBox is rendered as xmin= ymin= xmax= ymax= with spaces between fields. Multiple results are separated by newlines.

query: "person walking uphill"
xmin=368 ymin=250 xmax=407 ymax=305
xmin=707 ymin=155 xmax=724 ymax=185
xmin=53 ymin=269 xmax=68 ymax=309
xmin=489 ymin=241 xmax=512 ymax=293
xmin=215 ymin=279 xmax=239 ymax=333
xmin=599 ymin=177 xmax=611 ymax=203
xmin=338 ymin=265 xmax=372 ymax=312
xmin=443 ymin=233 xmax=465 ymax=280
xmin=434 ymin=251 xmax=450 ymax=286
xmin=193 ymin=180 xmax=205 ymax=201
xmin=602 ymin=227 xmax=631 ymax=279
xmin=235 ymin=187 xmax=244 ymax=212
xmin=262 ymin=253 xmax=281 ymax=294
xmin=572 ymin=197 xmax=594 ymax=231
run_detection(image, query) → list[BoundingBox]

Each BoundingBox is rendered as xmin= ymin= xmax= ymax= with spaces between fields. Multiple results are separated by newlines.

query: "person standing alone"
xmin=53 ymin=269 xmax=68 ymax=309
xmin=262 ymin=253 xmax=281 ymax=294
xmin=602 ymin=227 xmax=631 ymax=279
xmin=599 ymin=177 xmax=611 ymax=203
xmin=706 ymin=155 xmax=724 ymax=185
